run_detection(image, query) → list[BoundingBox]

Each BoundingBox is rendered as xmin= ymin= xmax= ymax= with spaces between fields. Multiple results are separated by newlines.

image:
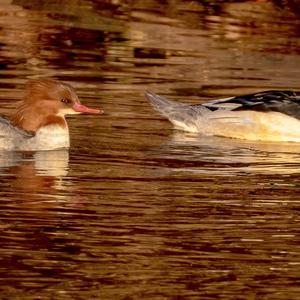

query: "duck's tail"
xmin=145 ymin=91 xmax=208 ymax=132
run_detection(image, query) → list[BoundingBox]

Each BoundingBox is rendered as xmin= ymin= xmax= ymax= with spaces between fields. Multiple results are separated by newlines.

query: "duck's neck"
xmin=10 ymin=102 xmax=67 ymax=132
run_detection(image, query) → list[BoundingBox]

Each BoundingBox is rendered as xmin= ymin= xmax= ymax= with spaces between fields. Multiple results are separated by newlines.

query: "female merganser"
xmin=145 ymin=90 xmax=300 ymax=142
xmin=0 ymin=79 xmax=102 ymax=151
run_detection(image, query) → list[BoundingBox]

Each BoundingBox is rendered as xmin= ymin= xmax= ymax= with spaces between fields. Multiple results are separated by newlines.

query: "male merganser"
xmin=145 ymin=90 xmax=300 ymax=142
xmin=0 ymin=79 xmax=102 ymax=151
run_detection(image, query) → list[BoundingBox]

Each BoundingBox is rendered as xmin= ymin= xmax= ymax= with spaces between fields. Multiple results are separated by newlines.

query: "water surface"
xmin=0 ymin=1 xmax=300 ymax=299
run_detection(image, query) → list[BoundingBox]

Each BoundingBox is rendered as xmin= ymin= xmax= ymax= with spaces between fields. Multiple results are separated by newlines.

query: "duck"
xmin=0 ymin=79 xmax=102 ymax=151
xmin=145 ymin=90 xmax=300 ymax=142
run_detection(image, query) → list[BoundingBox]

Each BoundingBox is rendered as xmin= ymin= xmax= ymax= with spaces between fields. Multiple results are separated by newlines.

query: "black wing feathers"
xmin=224 ymin=90 xmax=300 ymax=120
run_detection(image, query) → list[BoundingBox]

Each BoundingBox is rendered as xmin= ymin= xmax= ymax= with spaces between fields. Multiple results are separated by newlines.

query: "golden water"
xmin=0 ymin=1 xmax=300 ymax=299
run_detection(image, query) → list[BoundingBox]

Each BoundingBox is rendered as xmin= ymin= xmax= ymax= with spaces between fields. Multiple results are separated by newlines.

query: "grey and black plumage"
xmin=145 ymin=90 xmax=300 ymax=142
xmin=0 ymin=116 xmax=35 ymax=138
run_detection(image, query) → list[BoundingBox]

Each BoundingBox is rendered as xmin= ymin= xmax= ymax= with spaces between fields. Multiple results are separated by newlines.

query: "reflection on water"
xmin=153 ymin=132 xmax=300 ymax=175
xmin=0 ymin=149 xmax=69 ymax=176
xmin=34 ymin=150 xmax=69 ymax=176
xmin=0 ymin=150 xmax=69 ymax=200
xmin=1 ymin=0 xmax=300 ymax=299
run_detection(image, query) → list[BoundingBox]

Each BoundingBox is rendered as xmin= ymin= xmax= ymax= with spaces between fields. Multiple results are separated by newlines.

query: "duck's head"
xmin=10 ymin=79 xmax=102 ymax=132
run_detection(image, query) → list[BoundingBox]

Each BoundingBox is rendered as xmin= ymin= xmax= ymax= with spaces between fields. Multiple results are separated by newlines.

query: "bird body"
xmin=145 ymin=90 xmax=300 ymax=142
xmin=0 ymin=79 xmax=101 ymax=151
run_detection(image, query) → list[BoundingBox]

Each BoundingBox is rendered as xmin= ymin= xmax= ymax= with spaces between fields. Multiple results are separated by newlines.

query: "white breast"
xmin=18 ymin=125 xmax=70 ymax=151
xmin=0 ymin=123 xmax=70 ymax=151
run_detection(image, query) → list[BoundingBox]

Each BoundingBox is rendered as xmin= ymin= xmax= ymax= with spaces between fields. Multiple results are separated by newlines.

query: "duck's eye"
xmin=61 ymin=98 xmax=71 ymax=104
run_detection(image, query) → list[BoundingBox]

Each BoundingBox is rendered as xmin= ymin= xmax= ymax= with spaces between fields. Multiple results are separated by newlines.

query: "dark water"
xmin=1 ymin=1 xmax=300 ymax=299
